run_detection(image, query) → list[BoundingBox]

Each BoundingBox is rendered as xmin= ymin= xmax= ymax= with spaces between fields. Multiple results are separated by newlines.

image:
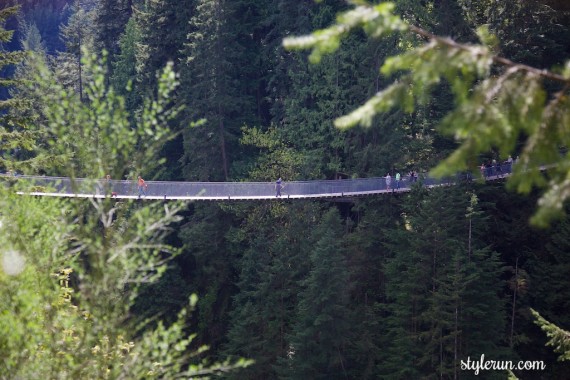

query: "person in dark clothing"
xmin=275 ymin=177 xmax=283 ymax=197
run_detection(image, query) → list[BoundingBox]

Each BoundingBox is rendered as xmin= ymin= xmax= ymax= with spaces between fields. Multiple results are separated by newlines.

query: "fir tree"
xmin=223 ymin=202 xmax=316 ymax=379
xmin=93 ymin=0 xmax=132 ymax=79
xmin=381 ymin=187 xmax=506 ymax=377
xmin=0 ymin=5 xmax=46 ymax=173
xmin=0 ymin=5 xmax=25 ymax=113
xmin=56 ymin=0 xmax=96 ymax=100
xmin=134 ymin=0 xmax=193 ymax=179
xmin=279 ymin=208 xmax=352 ymax=379
xmin=111 ymin=16 xmax=141 ymax=112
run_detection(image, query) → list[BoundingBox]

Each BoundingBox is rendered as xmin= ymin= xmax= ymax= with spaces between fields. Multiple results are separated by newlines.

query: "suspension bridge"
xmin=4 ymin=164 xmax=511 ymax=201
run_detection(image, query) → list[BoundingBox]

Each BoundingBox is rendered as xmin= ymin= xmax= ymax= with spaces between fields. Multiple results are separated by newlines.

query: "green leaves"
xmin=25 ymin=50 xmax=180 ymax=180
xmin=284 ymin=1 xmax=570 ymax=226
xmin=283 ymin=2 xmax=406 ymax=64
xmin=532 ymin=309 xmax=570 ymax=362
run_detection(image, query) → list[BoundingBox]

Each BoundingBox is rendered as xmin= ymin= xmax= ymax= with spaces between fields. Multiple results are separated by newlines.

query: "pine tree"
xmin=0 ymin=5 xmax=25 ymax=112
xmin=344 ymin=198 xmax=402 ymax=379
xmin=223 ymin=202 xmax=317 ymax=379
xmin=134 ymin=0 xmax=193 ymax=179
xmin=93 ymin=0 xmax=133 ymax=79
xmin=279 ymin=208 xmax=352 ymax=379
xmin=180 ymin=0 xmax=241 ymax=181
xmin=134 ymin=0 xmax=192 ymax=97
xmin=111 ymin=16 xmax=141 ymax=111
xmin=56 ymin=0 xmax=96 ymax=100
xmin=380 ymin=186 xmax=507 ymax=377
xmin=0 ymin=5 xmax=43 ymax=173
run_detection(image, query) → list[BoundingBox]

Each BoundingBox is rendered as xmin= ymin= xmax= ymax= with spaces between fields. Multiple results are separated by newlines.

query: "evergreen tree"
xmin=111 ymin=16 xmax=141 ymax=111
xmin=0 ymin=5 xmax=51 ymax=173
xmin=0 ymin=5 xmax=25 ymax=112
xmin=56 ymin=0 xmax=96 ymax=100
xmin=134 ymin=0 xmax=193 ymax=179
xmin=223 ymin=202 xmax=317 ymax=379
xmin=279 ymin=208 xmax=351 ymax=379
xmin=177 ymin=203 xmax=239 ymax=351
xmin=380 ymin=187 xmax=506 ymax=377
xmin=93 ymin=0 xmax=132 ymax=79
xmin=135 ymin=0 xmax=192 ymax=97
xmin=344 ymin=198 xmax=402 ymax=379
xmin=181 ymin=0 xmax=234 ymax=180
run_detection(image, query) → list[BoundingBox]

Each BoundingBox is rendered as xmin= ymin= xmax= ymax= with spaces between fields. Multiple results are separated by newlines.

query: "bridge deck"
xmin=5 ymin=166 xmax=511 ymax=201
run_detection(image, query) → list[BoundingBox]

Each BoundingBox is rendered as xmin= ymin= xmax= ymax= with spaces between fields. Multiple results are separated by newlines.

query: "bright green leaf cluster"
xmin=532 ymin=309 xmax=570 ymax=362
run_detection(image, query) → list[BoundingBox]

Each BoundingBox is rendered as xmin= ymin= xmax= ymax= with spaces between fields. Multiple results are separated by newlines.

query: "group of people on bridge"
xmin=104 ymin=174 xmax=148 ymax=198
xmin=384 ymin=170 xmax=419 ymax=191
xmin=480 ymin=155 xmax=517 ymax=179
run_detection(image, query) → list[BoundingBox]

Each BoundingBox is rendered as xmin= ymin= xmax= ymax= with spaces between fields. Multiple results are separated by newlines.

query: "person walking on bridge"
xmin=137 ymin=175 xmax=148 ymax=197
xmin=275 ymin=177 xmax=283 ymax=197
xmin=385 ymin=173 xmax=391 ymax=191
xmin=105 ymin=174 xmax=118 ymax=197
xmin=395 ymin=172 xmax=401 ymax=190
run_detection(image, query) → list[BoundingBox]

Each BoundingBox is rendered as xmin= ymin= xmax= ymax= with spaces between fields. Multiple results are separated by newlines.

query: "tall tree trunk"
xmin=510 ymin=256 xmax=519 ymax=347
xmin=217 ymin=105 xmax=229 ymax=180
xmin=78 ymin=30 xmax=83 ymax=102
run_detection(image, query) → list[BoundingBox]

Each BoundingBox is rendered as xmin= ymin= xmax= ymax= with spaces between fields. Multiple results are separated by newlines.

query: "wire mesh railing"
xmin=2 ymin=162 xmax=514 ymax=200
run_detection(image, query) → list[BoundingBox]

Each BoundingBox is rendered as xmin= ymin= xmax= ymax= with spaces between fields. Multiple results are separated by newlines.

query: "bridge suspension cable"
xmin=5 ymin=164 xmax=512 ymax=201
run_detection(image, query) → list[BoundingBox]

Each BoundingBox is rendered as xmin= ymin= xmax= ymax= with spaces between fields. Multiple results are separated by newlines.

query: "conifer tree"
xmin=381 ymin=187 xmax=506 ymax=377
xmin=344 ymin=198 xmax=402 ymax=379
xmin=180 ymin=0 xmax=240 ymax=181
xmin=0 ymin=5 xmax=50 ymax=173
xmin=134 ymin=0 xmax=192 ymax=97
xmin=56 ymin=0 xmax=96 ymax=100
xmin=134 ymin=0 xmax=193 ymax=179
xmin=223 ymin=202 xmax=316 ymax=379
xmin=279 ymin=208 xmax=351 ymax=379
xmin=0 ymin=5 xmax=25 ymax=112
xmin=111 ymin=16 xmax=141 ymax=111
xmin=93 ymin=0 xmax=132 ymax=78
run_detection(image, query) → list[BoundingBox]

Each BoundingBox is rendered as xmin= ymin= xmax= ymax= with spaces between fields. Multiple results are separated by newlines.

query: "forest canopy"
xmin=1 ymin=1 xmax=570 ymax=379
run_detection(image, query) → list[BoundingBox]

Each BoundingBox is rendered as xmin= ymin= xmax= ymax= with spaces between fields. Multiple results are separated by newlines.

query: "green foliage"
xmin=279 ymin=208 xmax=352 ymax=379
xmin=0 ymin=6 xmax=33 ymax=169
xmin=55 ymin=0 xmax=96 ymax=98
xmin=381 ymin=187 xmax=506 ymax=377
xmin=0 ymin=50 xmax=249 ymax=378
xmin=28 ymin=51 xmax=180 ymax=179
xmin=284 ymin=0 xmax=570 ymax=227
xmin=240 ymin=126 xmax=308 ymax=180
xmin=532 ymin=309 xmax=570 ymax=362
xmin=223 ymin=202 xmax=319 ymax=379
xmin=111 ymin=16 xmax=141 ymax=111
xmin=94 ymin=0 xmax=132 ymax=77
xmin=283 ymin=2 xmax=407 ymax=64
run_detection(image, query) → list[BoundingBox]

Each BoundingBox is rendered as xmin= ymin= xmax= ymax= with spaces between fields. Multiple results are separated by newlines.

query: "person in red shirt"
xmin=137 ymin=176 xmax=148 ymax=197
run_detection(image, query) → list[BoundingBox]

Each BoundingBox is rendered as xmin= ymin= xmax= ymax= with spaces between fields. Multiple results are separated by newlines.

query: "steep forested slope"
xmin=2 ymin=0 xmax=570 ymax=378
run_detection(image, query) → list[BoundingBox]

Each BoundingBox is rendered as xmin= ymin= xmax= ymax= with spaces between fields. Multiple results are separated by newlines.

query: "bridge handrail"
xmin=2 ymin=162 xmax=516 ymax=200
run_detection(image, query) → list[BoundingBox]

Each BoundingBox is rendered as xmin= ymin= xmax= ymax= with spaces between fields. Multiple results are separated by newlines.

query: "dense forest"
xmin=1 ymin=0 xmax=570 ymax=378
